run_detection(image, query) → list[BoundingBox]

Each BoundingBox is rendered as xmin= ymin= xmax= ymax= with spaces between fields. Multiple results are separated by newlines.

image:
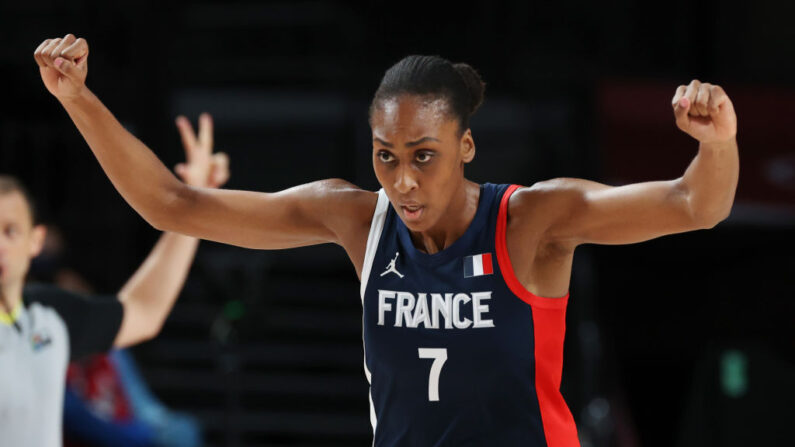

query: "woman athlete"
xmin=34 ymin=34 xmax=738 ymax=447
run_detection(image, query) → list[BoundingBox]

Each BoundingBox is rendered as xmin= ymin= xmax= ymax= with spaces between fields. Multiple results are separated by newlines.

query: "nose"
xmin=393 ymin=165 xmax=418 ymax=195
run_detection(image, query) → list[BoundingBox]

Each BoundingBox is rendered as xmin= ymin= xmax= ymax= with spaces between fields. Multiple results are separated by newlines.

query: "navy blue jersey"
xmin=360 ymin=183 xmax=578 ymax=447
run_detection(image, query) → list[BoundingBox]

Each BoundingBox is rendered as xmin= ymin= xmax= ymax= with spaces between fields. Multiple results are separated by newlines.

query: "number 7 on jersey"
xmin=418 ymin=348 xmax=448 ymax=402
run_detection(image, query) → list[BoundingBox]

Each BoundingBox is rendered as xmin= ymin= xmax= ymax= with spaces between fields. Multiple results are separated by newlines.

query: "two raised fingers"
xmin=672 ymin=80 xmax=727 ymax=117
xmin=176 ymin=113 xmax=214 ymax=156
xmin=33 ymin=34 xmax=88 ymax=69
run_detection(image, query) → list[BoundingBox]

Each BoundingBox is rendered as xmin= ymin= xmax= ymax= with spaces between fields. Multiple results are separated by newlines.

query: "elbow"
xmin=147 ymin=214 xmax=171 ymax=233
xmin=679 ymin=180 xmax=734 ymax=230
xmin=146 ymin=184 xmax=193 ymax=232
xmin=116 ymin=298 xmax=169 ymax=347
xmin=691 ymin=205 xmax=732 ymax=230
xmin=145 ymin=319 xmax=166 ymax=341
xmin=137 ymin=316 xmax=166 ymax=343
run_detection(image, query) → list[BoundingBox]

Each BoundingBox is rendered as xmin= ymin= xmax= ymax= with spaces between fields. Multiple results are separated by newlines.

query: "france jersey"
xmin=360 ymin=183 xmax=579 ymax=447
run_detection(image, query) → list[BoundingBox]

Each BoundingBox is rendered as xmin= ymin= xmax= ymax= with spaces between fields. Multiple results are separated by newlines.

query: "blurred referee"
xmin=0 ymin=113 xmax=227 ymax=447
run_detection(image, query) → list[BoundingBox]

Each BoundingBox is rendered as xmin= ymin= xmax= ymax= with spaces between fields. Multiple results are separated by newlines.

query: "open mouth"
xmin=401 ymin=205 xmax=424 ymax=221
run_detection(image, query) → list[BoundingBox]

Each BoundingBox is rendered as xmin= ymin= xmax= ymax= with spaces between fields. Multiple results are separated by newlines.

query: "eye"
xmin=5 ymin=226 xmax=18 ymax=238
xmin=377 ymin=151 xmax=395 ymax=163
xmin=415 ymin=151 xmax=434 ymax=163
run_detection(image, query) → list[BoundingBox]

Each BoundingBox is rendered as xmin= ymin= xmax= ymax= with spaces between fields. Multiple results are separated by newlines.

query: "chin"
xmin=400 ymin=220 xmax=422 ymax=232
xmin=400 ymin=214 xmax=436 ymax=233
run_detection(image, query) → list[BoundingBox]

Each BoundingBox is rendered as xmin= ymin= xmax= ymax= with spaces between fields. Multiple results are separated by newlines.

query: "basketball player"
xmin=34 ymin=34 xmax=738 ymax=446
xmin=0 ymin=108 xmax=228 ymax=447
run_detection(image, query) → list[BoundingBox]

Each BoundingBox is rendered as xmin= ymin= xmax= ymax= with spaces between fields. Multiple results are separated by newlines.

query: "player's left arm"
xmin=530 ymin=80 xmax=738 ymax=248
xmin=113 ymin=114 xmax=229 ymax=347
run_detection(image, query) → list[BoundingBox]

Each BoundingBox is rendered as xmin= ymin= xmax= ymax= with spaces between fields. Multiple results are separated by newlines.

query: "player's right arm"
xmin=33 ymin=34 xmax=374 ymax=250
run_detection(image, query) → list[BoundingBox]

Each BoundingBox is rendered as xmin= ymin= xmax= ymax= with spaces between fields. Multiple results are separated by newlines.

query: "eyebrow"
xmin=374 ymin=136 xmax=440 ymax=148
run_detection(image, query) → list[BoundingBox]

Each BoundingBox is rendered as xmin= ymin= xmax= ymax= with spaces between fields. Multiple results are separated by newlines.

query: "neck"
xmin=0 ymin=282 xmax=23 ymax=316
xmin=409 ymin=179 xmax=480 ymax=254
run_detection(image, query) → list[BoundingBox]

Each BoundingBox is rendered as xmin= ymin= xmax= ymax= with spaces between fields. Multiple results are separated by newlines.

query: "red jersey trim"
xmin=495 ymin=184 xmax=580 ymax=447
xmin=495 ymin=184 xmax=570 ymax=308
xmin=530 ymin=306 xmax=580 ymax=447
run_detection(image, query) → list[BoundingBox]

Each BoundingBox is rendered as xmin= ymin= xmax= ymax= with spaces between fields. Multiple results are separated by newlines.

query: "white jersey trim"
xmin=360 ymin=188 xmax=389 ymax=436
xmin=360 ymin=189 xmax=390 ymax=301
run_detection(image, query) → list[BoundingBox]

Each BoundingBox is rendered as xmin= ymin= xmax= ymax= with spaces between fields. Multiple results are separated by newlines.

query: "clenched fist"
xmin=672 ymin=80 xmax=737 ymax=144
xmin=33 ymin=34 xmax=88 ymax=101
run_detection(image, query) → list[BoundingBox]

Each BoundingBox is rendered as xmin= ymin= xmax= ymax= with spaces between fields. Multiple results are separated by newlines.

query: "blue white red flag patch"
xmin=464 ymin=253 xmax=493 ymax=278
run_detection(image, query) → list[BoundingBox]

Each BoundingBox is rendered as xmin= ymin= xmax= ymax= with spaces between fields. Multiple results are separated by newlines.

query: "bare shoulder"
xmin=305 ymin=178 xmax=378 ymax=230
xmin=516 ymin=177 xmax=594 ymax=198
xmin=310 ymin=178 xmax=376 ymax=205
xmin=310 ymin=179 xmax=379 ymax=276
xmin=506 ymin=178 xmax=592 ymax=254
xmin=503 ymin=179 xmax=588 ymax=297
xmin=507 ymin=178 xmax=587 ymax=223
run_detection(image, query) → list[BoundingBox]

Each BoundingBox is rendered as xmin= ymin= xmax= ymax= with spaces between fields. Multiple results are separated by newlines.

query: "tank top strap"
xmin=479 ymin=183 xmax=515 ymax=250
xmin=360 ymin=189 xmax=391 ymax=301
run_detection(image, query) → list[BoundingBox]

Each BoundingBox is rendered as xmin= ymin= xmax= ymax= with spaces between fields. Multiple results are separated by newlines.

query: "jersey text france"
xmin=377 ymin=289 xmax=495 ymax=329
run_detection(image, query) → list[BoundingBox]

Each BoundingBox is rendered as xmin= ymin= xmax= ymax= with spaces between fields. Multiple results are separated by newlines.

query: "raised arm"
xmin=114 ymin=115 xmax=228 ymax=347
xmin=33 ymin=34 xmax=371 ymax=250
xmin=520 ymin=79 xmax=738 ymax=248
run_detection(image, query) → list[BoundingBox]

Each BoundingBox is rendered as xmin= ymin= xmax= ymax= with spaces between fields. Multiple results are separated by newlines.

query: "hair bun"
xmin=452 ymin=63 xmax=486 ymax=116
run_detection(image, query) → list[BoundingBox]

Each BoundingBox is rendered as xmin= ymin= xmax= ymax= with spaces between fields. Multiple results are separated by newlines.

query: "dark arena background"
xmin=2 ymin=1 xmax=794 ymax=446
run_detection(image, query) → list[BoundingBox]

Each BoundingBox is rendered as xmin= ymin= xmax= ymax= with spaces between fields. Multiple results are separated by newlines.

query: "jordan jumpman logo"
xmin=380 ymin=252 xmax=404 ymax=278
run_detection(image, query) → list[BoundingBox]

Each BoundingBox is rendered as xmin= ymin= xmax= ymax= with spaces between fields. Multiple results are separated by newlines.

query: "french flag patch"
xmin=464 ymin=253 xmax=494 ymax=278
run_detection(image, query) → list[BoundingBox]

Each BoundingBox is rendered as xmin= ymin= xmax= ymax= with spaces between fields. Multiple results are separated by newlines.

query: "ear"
xmin=460 ymin=128 xmax=476 ymax=163
xmin=29 ymin=225 xmax=47 ymax=258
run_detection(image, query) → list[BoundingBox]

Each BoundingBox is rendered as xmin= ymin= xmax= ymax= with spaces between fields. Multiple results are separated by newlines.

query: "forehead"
xmin=371 ymin=96 xmax=455 ymax=143
xmin=0 ymin=192 xmax=33 ymax=228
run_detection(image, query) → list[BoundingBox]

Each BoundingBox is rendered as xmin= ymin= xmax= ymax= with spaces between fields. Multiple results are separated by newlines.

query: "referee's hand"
xmin=174 ymin=113 xmax=230 ymax=189
xmin=672 ymin=79 xmax=737 ymax=145
xmin=33 ymin=34 xmax=88 ymax=102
